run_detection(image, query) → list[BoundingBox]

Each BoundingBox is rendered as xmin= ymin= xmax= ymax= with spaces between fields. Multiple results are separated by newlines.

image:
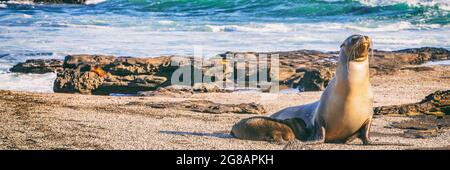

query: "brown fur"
xmin=231 ymin=117 xmax=307 ymax=143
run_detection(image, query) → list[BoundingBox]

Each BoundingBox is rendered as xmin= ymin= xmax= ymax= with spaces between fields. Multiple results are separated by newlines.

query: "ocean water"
xmin=0 ymin=0 xmax=449 ymax=92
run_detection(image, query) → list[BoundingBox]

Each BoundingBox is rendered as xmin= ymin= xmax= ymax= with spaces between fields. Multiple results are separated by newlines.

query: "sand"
xmin=0 ymin=65 xmax=449 ymax=150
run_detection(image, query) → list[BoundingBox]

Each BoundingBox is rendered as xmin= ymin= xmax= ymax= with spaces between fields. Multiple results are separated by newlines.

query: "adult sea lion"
xmin=231 ymin=35 xmax=374 ymax=144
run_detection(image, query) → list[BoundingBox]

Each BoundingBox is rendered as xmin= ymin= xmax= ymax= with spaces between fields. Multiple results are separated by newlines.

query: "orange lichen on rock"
xmin=91 ymin=66 xmax=107 ymax=77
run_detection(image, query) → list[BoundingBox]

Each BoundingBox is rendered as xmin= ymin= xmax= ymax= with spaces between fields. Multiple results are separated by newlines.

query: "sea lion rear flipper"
xmin=283 ymin=118 xmax=309 ymax=141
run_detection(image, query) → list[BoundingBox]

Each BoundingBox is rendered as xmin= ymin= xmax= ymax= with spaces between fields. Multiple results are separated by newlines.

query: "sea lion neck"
xmin=336 ymin=50 xmax=370 ymax=86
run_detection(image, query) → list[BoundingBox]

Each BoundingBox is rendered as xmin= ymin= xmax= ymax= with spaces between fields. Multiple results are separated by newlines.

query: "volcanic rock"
xmin=10 ymin=59 xmax=63 ymax=74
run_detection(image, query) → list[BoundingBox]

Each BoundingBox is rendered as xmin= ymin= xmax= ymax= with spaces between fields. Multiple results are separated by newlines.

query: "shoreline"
xmin=2 ymin=47 xmax=450 ymax=94
xmin=1 ymin=64 xmax=449 ymax=150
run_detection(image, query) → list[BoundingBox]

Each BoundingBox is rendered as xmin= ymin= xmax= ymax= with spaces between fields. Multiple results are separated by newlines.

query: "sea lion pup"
xmin=231 ymin=117 xmax=308 ymax=143
xmin=232 ymin=35 xmax=374 ymax=144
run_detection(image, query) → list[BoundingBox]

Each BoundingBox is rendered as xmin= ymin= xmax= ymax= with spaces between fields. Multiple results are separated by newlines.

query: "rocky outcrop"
xmin=220 ymin=50 xmax=337 ymax=91
xmin=297 ymin=67 xmax=333 ymax=91
xmin=145 ymin=100 xmax=266 ymax=114
xmin=223 ymin=47 xmax=449 ymax=91
xmin=45 ymin=47 xmax=449 ymax=95
xmin=374 ymin=90 xmax=450 ymax=116
xmin=9 ymin=59 xmax=63 ymax=74
xmin=395 ymin=47 xmax=450 ymax=63
xmin=370 ymin=47 xmax=449 ymax=75
xmin=53 ymin=55 xmax=178 ymax=95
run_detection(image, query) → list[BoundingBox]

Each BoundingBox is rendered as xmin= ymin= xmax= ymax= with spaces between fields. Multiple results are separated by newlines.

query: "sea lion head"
xmin=340 ymin=35 xmax=372 ymax=62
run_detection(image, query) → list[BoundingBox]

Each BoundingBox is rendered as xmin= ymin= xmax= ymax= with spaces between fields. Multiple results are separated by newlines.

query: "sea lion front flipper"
xmin=357 ymin=118 xmax=373 ymax=145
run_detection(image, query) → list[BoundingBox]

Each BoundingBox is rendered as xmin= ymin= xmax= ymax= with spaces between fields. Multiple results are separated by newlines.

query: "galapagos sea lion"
xmin=231 ymin=117 xmax=308 ymax=143
xmin=231 ymin=35 xmax=374 ymax=144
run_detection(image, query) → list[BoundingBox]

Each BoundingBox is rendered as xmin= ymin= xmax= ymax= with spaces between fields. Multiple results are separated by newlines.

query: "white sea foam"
xmin=22 ymin=14 xmax=33 ymax=19
xmin=204 ymin=20 xmax=447 ymax=34
xmin=158 ymin=20 xmax=175 ymax=25
xmin=343 ymin=21 xmax=417 ymax=32
xmin=0 ymin=3 xmax=7 ymax=8
xmin=0 ymin=73 xmax=56 ymax=93
xmin=85 ymin=0 xmax=107 ymax=5
xmin=4 ymin=0 xmax=34 ymax=5
xmin=358 ymin=0 xmax=450 ymax=11
xmin=54 ymin=23 xmax=112 ymax=29
xmin=0 ymin=61 xmax=14 ymax=73
xmin=205 ymin=24 xmax=290 ymax=33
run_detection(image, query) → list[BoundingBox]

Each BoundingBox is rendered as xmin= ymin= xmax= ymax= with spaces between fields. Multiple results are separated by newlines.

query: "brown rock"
xmin=74 ymin=72 xmax=104 ymax=94
xmin=219 ymin=50 xmax=338 ymax=90
xmin=53 ymin=69 xmax=77 ymax=93
xmin=297 ymin=67 xmax=333 ymax=91
xmin=10 ymin=59 xmax=63 ymax=74
xmin=53 ymin=70 xmax=104 ymax=94
xmin=395 ymin=47 xmax=450 ymax=62
xmin=137 ymin=85 xmax=194 ymax=97
xmin=389 ymin=115 xmax=449 ymax=139
xmin=374 ymin=90 xmax=450 ymax=116
xmin=95 ymin=75 xmax=168 ymax=95
xmin=104 ymin=57 xmax=172 ymax=76
xmin=63 ymin=55 xmax=116 ymax=69
xmin=369 ymin=47 xmax=449 ymax=75
xmin=278 ymin=66 xmax=297 ymax=83
xmin=54 ymin=55 xmax=176 ymax=95
xmin=52 ymin=47 xmax=449 ymax=95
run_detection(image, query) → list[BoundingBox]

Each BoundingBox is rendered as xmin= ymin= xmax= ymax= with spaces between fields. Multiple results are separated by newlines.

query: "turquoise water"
xmin=0 ymin=0 xmax=449 ymax=92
